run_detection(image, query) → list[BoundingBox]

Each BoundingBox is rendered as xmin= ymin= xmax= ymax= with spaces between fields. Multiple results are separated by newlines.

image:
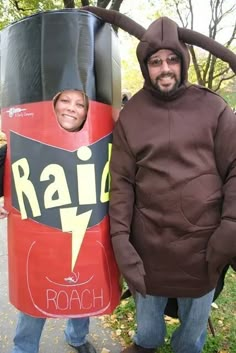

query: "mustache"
xmin=157 ymin=72 xmax=176 ymax=79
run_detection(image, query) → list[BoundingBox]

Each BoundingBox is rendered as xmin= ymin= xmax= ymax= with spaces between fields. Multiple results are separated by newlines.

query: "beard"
xmin=151 ymin=72 xmax=181 ymax=96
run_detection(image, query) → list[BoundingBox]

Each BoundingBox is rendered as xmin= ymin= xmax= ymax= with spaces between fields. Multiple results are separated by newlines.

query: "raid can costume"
xmin=1 ymin=9 xmax=120 ymax=318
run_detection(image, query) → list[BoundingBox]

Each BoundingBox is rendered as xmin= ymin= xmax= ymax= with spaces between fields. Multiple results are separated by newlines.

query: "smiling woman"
xmin=54 ymin=89 xmax=89 ymax=132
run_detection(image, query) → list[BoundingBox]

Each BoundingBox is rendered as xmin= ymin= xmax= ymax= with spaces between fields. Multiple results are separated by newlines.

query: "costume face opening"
xmin=147 ymin=49 xmax=182 ymax=96
xmin=54 ymin=90 xmax=89 ymax=132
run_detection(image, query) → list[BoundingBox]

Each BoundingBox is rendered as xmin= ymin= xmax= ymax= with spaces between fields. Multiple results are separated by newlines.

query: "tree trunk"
xmin=63 ymin=0 xmax=75 ymax=8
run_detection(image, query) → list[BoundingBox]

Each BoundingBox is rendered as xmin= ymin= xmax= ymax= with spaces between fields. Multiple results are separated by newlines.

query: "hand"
xmin=206 ymin=246 xmax=229 ymax=286
xmin=126 ymin=270 xmax=146 ymax=297
xmin=112 ymin=234 xmax=146 ymax=297
xmin=0 ymin=206 xmax=8 ymax=219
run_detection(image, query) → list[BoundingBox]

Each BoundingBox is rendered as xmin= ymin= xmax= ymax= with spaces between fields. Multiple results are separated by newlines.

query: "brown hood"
xmin=137 ymin=17 xmax=190 ymax=92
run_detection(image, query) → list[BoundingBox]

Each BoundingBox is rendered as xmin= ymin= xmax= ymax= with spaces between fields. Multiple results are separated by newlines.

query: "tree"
xmin=160 ymin=0 xmax=236 ymax=91
xmin=0 ymin=0 xmax=235 ymax=94
xmin=121 ymin=35 xmax=144 ymax=95
xmin=0 ymin=0 xmax=124 ymax=28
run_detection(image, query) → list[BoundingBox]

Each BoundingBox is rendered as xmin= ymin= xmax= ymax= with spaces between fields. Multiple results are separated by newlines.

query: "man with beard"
xmin=147 ymin=49 xmax=181 ymax=95
xmin=109 ymin=16 xmax=236 ymax=353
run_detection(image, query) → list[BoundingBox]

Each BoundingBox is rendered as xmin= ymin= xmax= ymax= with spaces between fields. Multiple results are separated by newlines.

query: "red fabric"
xmin=2 ymin=100 xmax=120 ymax=317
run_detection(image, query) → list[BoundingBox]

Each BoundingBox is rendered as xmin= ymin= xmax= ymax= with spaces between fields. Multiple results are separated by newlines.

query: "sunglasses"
xmin=147 ymin=55 xmax=180 ymax=68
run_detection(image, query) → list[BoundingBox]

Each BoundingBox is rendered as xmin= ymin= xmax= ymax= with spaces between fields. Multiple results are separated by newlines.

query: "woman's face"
xmin=54 ymin=90 xmax=87 ymax=132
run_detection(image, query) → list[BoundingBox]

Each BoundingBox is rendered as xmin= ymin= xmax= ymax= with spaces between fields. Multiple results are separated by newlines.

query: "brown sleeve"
xmin=207 ymin=106 xmax=236 ymax=265
xmin=109 ymin=118 xmax=136 ymax=238
xmin=109 ymin=120 xmax=146 ymax=296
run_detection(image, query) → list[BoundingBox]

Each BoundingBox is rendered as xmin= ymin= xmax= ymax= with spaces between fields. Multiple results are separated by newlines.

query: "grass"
xmin=105 ymin=268 xmax=236 ymax=353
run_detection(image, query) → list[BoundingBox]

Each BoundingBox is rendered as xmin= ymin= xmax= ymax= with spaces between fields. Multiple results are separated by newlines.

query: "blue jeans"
xmin=12 ymin=312 xmax=90 ymax=353
xmin=134 ymin=290 xmax=215 ymax=353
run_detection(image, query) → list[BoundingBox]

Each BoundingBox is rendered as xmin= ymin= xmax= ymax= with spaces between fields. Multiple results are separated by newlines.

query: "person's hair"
xmin=53 ymin=89 xmax=89 ymax=113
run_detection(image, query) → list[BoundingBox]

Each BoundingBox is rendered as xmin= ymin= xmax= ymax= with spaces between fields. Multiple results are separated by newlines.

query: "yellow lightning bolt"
xmin=60 ymin=207 xmax=92 ymax=271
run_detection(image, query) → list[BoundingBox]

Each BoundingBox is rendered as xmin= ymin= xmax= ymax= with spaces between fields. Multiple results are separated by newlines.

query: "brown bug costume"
xmin=82 ymin=7 xmax=236 ymax=298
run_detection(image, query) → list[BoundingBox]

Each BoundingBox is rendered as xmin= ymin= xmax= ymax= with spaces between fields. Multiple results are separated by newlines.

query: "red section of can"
xmin=2 ymin=100 xmax=121 ymax=317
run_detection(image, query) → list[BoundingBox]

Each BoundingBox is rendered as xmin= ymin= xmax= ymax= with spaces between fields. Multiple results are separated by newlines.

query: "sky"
xmin=118 ymin=0 xmax=236 ymax=66
xmin=119 ymin=0 xmax=236 ymax=44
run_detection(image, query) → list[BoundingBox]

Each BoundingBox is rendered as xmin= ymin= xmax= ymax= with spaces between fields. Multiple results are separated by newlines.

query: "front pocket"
xmin=181 ymin=174 xmax=222 ymax=227
xmin=167 ymin=231 xmax=211 ymax=279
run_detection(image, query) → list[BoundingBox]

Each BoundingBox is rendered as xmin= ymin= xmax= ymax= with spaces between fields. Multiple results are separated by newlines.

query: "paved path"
xmin=0 ymin=219 xmax=122 ymax=353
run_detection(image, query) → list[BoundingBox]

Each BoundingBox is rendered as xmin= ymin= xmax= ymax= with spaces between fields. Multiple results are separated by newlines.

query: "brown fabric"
xmin=82 ymin=7 xmax=236 ymax=74
xmin=179 ymin=27 xmax=236 ymax=73
xmin=121 ymin=264 xmax=229 ymax=318
xmin=137 ymin=17 xmax=190 ymax=87
xmin=81 ymin=6 xmax=145 ymax=40
xmin=231 ymin=258 xmax=236 ymax=271
xmin=109 ymin=82 xmax=236 ymax=297
xmin=112 ymin=234 xmax=146 ymax=296
xmin=82 ymin=7 xmax=236 ymax=298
